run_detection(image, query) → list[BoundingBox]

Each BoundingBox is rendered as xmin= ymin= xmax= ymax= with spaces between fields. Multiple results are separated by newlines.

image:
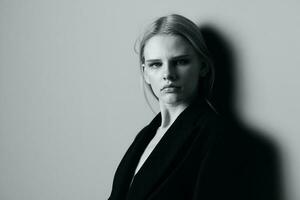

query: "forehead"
xmin=143 ymin=34 xmax=196 ymax=59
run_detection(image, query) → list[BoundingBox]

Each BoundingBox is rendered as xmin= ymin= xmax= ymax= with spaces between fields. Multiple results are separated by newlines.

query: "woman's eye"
xmin=148 ymin=62 xmax=162 ymax=68
xmin=175 ymin=59 xmax=189 ymax=65
xmin=174 ymin=59 xmax=189 ymax=66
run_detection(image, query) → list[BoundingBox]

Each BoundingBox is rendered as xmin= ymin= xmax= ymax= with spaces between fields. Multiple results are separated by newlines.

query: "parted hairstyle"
xmin=136 ymin=14 xmax=215 ymax=110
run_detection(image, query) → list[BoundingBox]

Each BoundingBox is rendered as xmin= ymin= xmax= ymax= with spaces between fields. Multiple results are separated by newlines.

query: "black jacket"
xmin=108 ymin=99 xmax=280 ymax=200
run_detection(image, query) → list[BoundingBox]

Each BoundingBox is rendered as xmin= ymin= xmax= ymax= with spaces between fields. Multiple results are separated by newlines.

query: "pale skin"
xmin=133 ymin=34 xmax=208 ymax=175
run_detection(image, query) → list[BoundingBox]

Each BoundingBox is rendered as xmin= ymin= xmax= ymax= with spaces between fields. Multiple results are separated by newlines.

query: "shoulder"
xmin=201 ymin=111 xmax=280 ymax=186
xmin=133 ymin=113 xmax=161 ymax=142
xmin=193 ymin=107 xmax=278 ymax=165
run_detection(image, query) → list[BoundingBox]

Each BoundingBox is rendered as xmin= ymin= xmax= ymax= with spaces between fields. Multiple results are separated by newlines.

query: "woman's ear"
xmin=199 ymin=62 xmax=209 ymax=77
xmin=142 ymin=64 xmax=150 ymax=84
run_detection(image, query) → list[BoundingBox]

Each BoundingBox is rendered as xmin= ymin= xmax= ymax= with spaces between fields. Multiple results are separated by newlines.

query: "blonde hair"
xmin=136 ymin=14 xmax=215 ymax=112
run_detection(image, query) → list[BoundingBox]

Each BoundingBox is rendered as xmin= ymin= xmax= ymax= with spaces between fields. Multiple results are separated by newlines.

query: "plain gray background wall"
xmin=1 ymin=0 xmax=299 ymax=199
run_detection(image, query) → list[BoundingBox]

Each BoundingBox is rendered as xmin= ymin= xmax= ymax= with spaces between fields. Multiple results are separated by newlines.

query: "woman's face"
xmin=143 ymin=34 xmax=208 ymax=105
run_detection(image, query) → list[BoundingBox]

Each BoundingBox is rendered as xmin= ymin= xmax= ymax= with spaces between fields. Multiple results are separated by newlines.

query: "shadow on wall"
xmin=199 ymin=24 xmax=284 ymax=200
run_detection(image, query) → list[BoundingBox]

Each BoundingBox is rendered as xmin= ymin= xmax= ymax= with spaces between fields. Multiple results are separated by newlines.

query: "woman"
xmin=108 ymin=14 xmax=279 ymax=200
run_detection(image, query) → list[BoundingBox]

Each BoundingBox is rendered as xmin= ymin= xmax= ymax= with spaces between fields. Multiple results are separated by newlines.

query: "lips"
xmin=161 ymin=85 xmax=181 ymax=92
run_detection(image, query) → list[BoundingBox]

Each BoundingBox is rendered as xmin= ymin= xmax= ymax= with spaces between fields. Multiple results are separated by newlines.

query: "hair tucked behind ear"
xmin=135 ymin=14 xmax=216 ymax=113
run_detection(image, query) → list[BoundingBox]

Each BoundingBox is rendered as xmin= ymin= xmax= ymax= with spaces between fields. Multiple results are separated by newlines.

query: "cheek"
xmin=183 ymin=68 xmax=201 ymax=89
xmin=188 ymin=75 xmax=200 ymax=89
xmin=149 ymin=79 xmax=160 ymax=92
xmin=147 ymin=73 xmax=161 ymax=92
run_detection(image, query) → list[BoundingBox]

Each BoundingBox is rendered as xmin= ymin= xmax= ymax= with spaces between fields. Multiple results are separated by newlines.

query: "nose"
xmin=162 ymin=61 xmax=177 ymax=81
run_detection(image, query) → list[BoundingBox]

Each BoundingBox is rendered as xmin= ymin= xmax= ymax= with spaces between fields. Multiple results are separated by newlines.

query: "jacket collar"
xmin=109 ymin=98 xmax=212 ymax=200
xmin=127 ymin=98 xmax=212 ymax=199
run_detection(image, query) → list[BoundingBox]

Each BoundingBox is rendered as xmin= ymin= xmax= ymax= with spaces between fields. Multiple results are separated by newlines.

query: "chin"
xmin=160 ymin=94 xmax=184 ymax=105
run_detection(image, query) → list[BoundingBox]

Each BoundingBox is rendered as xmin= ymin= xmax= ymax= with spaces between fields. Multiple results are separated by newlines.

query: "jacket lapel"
xmin=109 ymin=114 xmax=161 ymax=200
xmin=126 ymin=99 xmax=210 ymax=200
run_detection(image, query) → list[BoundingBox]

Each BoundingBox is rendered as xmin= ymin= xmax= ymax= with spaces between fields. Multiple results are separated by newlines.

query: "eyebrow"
xmin=145 ymin=54 xmax=190 ymax=62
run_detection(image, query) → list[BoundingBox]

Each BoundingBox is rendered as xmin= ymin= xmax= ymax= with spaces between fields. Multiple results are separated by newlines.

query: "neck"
xmin=158 ymin=94 xmax=200 ymax=129
xmin=159 ymin=102 xmax=189 ymax=129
